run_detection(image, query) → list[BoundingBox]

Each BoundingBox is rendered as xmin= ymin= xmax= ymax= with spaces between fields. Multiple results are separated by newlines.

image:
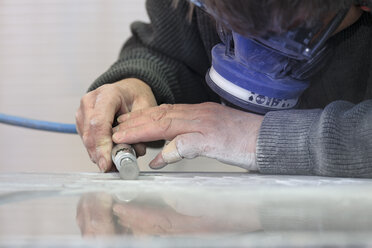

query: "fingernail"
xmin=112 ymin=132 xmax=120 ymax=142
xmin=113 ymin=132 xmax=125 ymax=142
xmin=98 ymin=157 xmax=107 ymax=172
xmin=117 ymin=113 xmax=129 ymax=123
xmin=117 ymin=116 xmax=124 ymax=123
xmin=112 ymin=126 xmax=119 ymax=133
xmin=149 ymin=153 xmax=167 ymax=169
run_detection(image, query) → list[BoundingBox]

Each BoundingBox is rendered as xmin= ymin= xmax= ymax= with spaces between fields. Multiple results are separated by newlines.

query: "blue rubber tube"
xmin=0 ymin=113 xmax=77 ymax=134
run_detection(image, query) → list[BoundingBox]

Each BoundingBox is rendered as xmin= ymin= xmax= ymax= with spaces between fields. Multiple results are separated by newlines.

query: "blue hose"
xmin=0 ymin=113 xmax=77 ymax=134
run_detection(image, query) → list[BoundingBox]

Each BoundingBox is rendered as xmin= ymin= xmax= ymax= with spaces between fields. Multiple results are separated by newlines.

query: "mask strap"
xmin=216 ymin=23 xmax=234 ymax=56
xmin=309 ymin=8 xmax=349 ymax=58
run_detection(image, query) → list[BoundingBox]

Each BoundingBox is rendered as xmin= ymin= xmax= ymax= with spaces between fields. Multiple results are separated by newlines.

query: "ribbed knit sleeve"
xmin=257 ymin=100 xmax=372 ymax=178
xmin=88 ymin=0 xmax=212 ymax=105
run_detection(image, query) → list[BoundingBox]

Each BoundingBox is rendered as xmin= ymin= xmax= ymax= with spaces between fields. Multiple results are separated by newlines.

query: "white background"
xmin=0 ymin=0 xmax=243 ymax=173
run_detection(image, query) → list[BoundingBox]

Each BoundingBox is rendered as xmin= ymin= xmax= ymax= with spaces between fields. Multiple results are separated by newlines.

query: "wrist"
xmin=247 ymin=113 xmax=264 ymax=155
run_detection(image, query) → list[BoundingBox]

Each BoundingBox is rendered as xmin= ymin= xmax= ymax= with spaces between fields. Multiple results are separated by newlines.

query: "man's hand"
xmin=112 ymin=202 xmax=232 ymax=236
xmin=112 ymin=102 xmax=264 ymax=170
xmin=76 ymin=191 xmax=262 ymax=237
xmin=76 ymin=193 xmax=116 ymax=237
xmin=76 ymin=78 xmax=157 ymax=172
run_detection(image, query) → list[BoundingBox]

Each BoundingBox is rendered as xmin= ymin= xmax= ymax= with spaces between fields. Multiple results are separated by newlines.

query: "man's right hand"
xmin=75 ymin=78 xmax=157 ymax=172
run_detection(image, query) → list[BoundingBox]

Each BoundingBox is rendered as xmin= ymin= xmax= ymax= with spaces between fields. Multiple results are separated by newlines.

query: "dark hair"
xmin=201 ymin=0 xmax=353 ymax=37
xmin=172 ymin=0 xmax=195 ymax=20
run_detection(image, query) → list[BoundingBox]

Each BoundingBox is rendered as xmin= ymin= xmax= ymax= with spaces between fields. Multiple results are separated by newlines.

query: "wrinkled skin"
xmin=76 ymin=79 xmax=263 ymax=172
xmin=75 ymin=78 xmax=157 ymax=172
xmin=113 ymin=102 xmax=263 ymax=170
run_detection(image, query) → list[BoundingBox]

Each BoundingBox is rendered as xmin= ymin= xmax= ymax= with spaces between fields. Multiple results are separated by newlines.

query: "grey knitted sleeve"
xmin=257 ymin=100 xmax=372 ymax=178
xmin=88 ymin=0 xmax=212 ymax=105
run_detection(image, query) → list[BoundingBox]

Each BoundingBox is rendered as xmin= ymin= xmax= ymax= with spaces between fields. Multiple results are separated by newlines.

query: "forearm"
xmin=257 ymin=100 xmax=372 ymax=178
xmin=89 ymin=45 xmax=180 ymax=103
xmin=89 ymin=0 xmax=214 ymax=105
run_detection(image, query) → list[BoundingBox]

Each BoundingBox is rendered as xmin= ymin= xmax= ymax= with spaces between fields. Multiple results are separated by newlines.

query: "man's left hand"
xmin=112 ymin=102 xmax=264 ymax=170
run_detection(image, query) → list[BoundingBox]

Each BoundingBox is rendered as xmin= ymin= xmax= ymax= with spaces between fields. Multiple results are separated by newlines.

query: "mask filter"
xmin=206 ymin=32 xmax=321 ymax=114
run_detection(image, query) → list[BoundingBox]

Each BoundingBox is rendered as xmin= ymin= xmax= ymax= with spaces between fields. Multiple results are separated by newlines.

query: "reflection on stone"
xmin=2 ymin=172 xmax=372 ymax=246
xmin=76 ymin=191 xmax=262 ymax=237
xmin=76 ymin=183 xmax=372 ymax=237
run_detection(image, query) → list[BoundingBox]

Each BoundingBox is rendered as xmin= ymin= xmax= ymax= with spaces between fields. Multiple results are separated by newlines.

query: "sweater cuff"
xmin=88 ymin=51 xmax=180 ymax=104
xmin=256 ymin=109 xmax=322 ymax=175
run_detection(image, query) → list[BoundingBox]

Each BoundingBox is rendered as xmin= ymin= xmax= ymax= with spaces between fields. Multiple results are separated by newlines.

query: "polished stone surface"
xmin=1 ymin=172 xmax=372 ymax=247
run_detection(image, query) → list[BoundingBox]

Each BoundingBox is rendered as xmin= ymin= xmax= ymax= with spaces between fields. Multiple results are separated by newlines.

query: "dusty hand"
xmin=112 ymin=102 xmax=264 ymax=170
xmin=76 ymin=193 xmax=116 ymax=237
xmin=75 ymin=78 xmax=157 ymax=172
xmin=112 ymin=201 xmax=227 ymax=236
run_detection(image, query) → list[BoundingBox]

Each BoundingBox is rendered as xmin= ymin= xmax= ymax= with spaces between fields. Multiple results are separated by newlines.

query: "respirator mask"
xmin=190 ymin=0 xmax=349 ymax=113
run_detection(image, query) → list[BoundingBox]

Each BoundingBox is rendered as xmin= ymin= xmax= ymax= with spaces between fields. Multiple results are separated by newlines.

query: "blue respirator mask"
xmin=190 ymin=0 xmax=349 ymax=113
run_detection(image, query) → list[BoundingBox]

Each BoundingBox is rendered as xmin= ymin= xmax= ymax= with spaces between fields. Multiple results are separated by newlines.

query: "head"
xmin=190 ymin=0 xmax=370 ymax=113
xmin=197 ymin=0 xmax=365 ymax=38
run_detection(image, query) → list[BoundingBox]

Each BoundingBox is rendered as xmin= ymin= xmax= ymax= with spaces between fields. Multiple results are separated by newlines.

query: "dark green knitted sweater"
xmin=89 ymin=0 xmax=372 ymax=178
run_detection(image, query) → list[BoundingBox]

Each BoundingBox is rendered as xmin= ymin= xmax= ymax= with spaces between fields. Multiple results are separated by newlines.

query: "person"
xmin=76 ymin=0 xmax=372 ymax=178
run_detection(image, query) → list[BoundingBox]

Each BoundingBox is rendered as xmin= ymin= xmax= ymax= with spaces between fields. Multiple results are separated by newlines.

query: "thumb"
xmin=149 ymin=133 xmax=203 ymax=169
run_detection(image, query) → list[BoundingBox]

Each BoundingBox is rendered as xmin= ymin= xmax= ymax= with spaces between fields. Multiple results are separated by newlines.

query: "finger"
xmin=133 ymin=143 xmax=146 ymax=157
xmin=78 ymin=92 xmax=97 ymax=141
xmin=82 ymin=88 xmax=126 ymax=172
xmin=92 ymin=87 xmax=127 ymax=123
xmin=113 ymin=204 xmax=171 ymax=235
xmin=117 ymin=104 xmax=172 ymax=123
xmin=114 ymin=108 xmax=200 ymax=135
xmin=117 ymin=103 xmax=203 ymax=123
xmin=148 ymin=139 xmax=182 ymax=169
xmin=149 ymin=133 xmax=204 ymax=169
xmin=95 ymin=136 xmax=113 ymax=172
xmin=82 ymin=116 xmax=114 ymax=172
xmin=115 ymin=87 xmax=156 ymax=159
xmin=113 ymin=100 xmax=156 ymax=158
xmin=77 ymin=93 xmax=101 ymax=164
xmin=112 ymin=118 xmax=199 ymax=144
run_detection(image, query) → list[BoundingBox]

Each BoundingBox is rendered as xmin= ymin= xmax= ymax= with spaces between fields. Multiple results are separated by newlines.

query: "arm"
xmin=88 ymin=0 xmax=214 ymax=104
xmin=77 ymin=0 xmax=218 ymax=172
xmin=112 ymin=100 xmax=372 ymax=178
xmin=257 ymin=100 xmax=372 ymax=178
